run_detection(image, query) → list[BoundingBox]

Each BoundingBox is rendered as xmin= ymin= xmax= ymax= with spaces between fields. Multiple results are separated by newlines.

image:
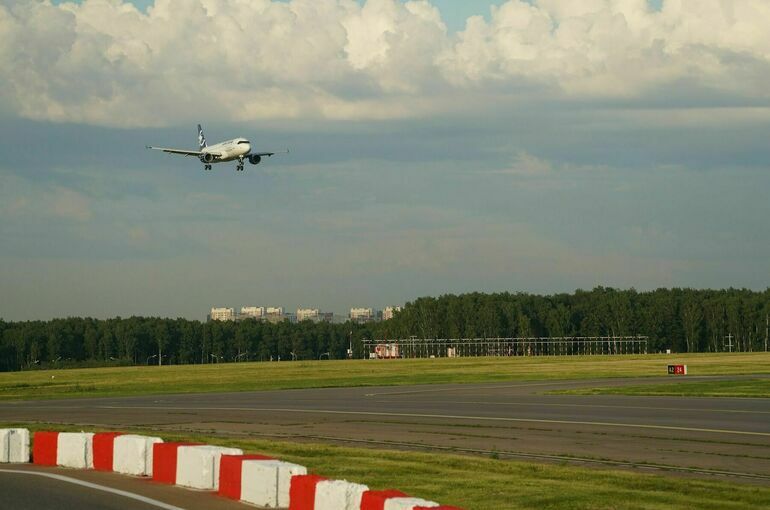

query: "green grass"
xmin=4 ymin=422 xmax=769 ymax=510
xmin=553 ymin=377 xmax=770 ymax=398
xmin=2 ymin=353 xmax=770 ymax=401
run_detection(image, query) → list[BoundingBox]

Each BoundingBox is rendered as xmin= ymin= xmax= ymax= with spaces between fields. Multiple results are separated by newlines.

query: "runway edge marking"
xmin=0 ymin=468 xmax=186 ymax=510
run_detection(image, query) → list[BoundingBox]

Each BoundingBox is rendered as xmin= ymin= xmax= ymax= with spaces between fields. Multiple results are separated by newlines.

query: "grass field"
xmin=2 ymin=353 xmax=770 ymax=401
xmin=3 ymin=422 xmax=769 ymax=510
xmin=553 ymin=377 xmax=770 ymax=398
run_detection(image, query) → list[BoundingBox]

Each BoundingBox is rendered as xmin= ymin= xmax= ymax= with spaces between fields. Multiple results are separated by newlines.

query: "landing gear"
xmin=236 ymin=156 xmax=244 ymax=172
xmin=204 ymin=164 xmax=212 ymax=171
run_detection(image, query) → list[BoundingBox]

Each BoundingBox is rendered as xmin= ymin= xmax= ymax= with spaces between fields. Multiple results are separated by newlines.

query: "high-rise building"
xmin=297 ymin=308 xmax=320 ymax=322
xmin=383 ymin=306 xmax=402 ymax=321
xmin=350 ymin=307 xmax=374 ymax=323
xmin=266 ymin=307 xmax=284 ymax=316
xmin=241 ymin=306 xmax=265 ymax=319
xmin=210 ymin=307 xmax=236 ymax=321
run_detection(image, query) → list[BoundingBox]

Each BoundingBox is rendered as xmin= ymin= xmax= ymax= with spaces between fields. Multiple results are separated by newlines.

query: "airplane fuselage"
xmin=203 ymin=138 xmax=251 ymax=162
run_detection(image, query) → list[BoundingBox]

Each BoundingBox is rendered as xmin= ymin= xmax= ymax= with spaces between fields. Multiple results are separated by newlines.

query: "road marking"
xmin=95 ymin=405 xmax=770 ymax=437
xmin=0 ymin=469 xmax=185 ymax=509
xmin=369 ymin=399 xmax=770 ymax=415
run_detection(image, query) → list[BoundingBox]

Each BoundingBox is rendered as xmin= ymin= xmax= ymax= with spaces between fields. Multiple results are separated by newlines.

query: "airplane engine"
xmin=248 ymin=155 xmax=262 ymax=165
xmin=200 ymin=153 xmax=215 ymax=164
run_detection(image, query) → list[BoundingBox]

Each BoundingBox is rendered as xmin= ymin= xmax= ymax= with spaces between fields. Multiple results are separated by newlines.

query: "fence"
xmin=363 ymin=336 xmax=648 ymax=359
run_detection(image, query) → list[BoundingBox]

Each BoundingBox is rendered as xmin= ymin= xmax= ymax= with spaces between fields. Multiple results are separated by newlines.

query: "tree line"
xmin=1 ymin=287 xmax=768 ymax=372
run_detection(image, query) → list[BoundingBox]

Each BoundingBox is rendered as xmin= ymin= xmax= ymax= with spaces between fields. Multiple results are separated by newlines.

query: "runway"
xmin=2 ymin=375 xmax=769 ymax=482
xmin=0 ymin=465 xmax=244 ymax=510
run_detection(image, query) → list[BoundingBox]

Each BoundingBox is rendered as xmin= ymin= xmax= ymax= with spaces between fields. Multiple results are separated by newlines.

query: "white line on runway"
xmin=95 ymin=405 xmax=770 ymax=437
xmin=0 ymin=469 xmax=185 ymax=509
xmin=368 ymin=399 xmax=770 ymax=415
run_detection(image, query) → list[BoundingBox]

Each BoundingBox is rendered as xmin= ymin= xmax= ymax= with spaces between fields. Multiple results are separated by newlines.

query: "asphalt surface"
xmin=0 ymin=465 xmax=244 ymax=510
xmin=2 ymin=375 xmax=769 ymax=483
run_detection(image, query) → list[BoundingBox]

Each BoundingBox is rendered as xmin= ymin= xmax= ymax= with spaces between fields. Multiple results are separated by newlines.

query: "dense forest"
xmin=1 ymin=288 xmax=769 ymax=372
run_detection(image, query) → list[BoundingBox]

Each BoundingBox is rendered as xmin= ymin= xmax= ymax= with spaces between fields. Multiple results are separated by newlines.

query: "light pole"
xmin=209 ymin=353 xmax=220 ymax=363
xmin=290 ymin=351 xmax=297 ymax=361
xmin=235 ymin=352 xmax=249 ymax=362
xmin=146 ymin=354 xmax=157 ymax=365
xmin=319 ymin=352 xmax=330 ymax=360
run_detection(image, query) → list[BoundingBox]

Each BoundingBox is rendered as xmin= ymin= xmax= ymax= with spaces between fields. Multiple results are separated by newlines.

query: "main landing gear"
xmin=236 ymin=156 xmax=244 ymax=172
xmin=203 ymin=164 xmax=212 ymax=171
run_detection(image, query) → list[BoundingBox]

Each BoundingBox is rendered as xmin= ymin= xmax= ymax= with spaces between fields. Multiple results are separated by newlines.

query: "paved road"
xmin=2 ymin=375 xmax=769 ymax=482
xmin=0 ymin=465 xmax=243 ymax=510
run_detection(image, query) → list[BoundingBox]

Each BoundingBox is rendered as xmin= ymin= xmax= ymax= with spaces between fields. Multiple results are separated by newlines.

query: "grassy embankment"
xmin=2 ymin=422 xmax=768 ymax=510
xmin=1 ymin=352 xmax=769 ymax=401
xmin=553 ymin=377 xmax=770 ymax=398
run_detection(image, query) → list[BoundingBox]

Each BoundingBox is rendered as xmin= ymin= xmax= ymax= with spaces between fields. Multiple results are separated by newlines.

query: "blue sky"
xmin=52 ymin=1 xmax=511 ymax=31
xmin=2 ymin=1 xmax=769 ymax=320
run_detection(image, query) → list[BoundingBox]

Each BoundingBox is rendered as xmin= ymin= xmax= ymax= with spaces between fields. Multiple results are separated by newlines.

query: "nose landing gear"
xmin=236 ymin=156 xmax=245 ymax=172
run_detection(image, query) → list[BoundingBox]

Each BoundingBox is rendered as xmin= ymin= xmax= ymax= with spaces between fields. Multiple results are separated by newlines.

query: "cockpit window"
xmin=238 ymin=140 xmax=250 ymax=144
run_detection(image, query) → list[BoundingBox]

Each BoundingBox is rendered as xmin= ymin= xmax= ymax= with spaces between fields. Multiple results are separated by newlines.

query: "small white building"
xmin=266 ymin=307 xmax=284 ymax=317
xmin=210 ymin=307 xmax=236 ymax=321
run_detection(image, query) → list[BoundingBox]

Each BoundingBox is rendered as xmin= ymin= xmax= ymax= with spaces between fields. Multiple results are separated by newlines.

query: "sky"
xmin=1 ymin=0 xmax=769 ymax=321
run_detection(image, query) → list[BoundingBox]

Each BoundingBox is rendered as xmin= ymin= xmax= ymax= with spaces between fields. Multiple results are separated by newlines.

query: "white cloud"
xmin=1 ymin=0 xmax=769 ymax=126
xmin=51 ymin=186 xmax=92 ymax=221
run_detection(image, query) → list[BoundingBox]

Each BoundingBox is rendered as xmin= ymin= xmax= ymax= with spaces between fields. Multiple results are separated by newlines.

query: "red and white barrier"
xmin=361 ymin=490 xmax=410 ymax=510
xmin=383 ymin=498 xmax=440 ymax=510
xmin=288 ymin=474 xmax=369 ymax=510
xmin=316 ymin=479 xmax=369 ymax=510
xmin=56 ymin=432 xmax=95 ymax=469
xmin=32 ymin=431 xmax=59 ymax=466
xmin=152 ymin=442 xmax=203 ymax=484
xmin=219 ymin=454 xmax=274 ymax=501
xmin=239 ymin=458 xmax=308 ymax=508
xmin=26 ymin=430 xmax=464 ymax=509
xmin=0 ymin=428 xmax=30 ymax=463
xmin=289 ymin=474 xmax=328 ymax=510
xmin=93 ymin=432 xmax=124 ymax=471
xmin=176 ymin=445 xmax=243 ymax=490
xmin=113 ymin=434 xmax=163 ymax=476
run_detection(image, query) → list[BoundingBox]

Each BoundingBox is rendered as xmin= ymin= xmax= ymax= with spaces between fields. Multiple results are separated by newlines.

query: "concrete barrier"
xmin=32 ymin=431 xmax=59 ymax=466
xmin=384 ymin=498 xmax=440 ymax=510
xmin=92 ymin=432 xmax=124 ymax=471
xmin=361 ymin=490 xmax=410 ymax=510
xmin=289 ymin=474 xmax=329 ymax=510
xmin=113 ymin=434 xmax=163 ymax=476
xmin=218 ymin=454 xmax=274 ymax=500
xmin=240 ymin=458 xmax=307 ymax=508
xmin=288 ymin=475 xmax=369 ymax=510
xmin=152 ymin=442 xmax=203 ymax=484
xmin=0 ymin=428 xmax=30 ymax=463
xmin=26 ymin=430 xmax=463 ymax=510
xmin=315 ymin=479 xmax=369 ymax=510
xmin=176 ymin=445 xmax=243 ymax=490
xmin=56 ymin=432 xmax=94 ymax=469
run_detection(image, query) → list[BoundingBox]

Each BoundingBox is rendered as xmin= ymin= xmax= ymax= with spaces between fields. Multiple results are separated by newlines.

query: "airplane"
xmin=147 ymin=124 xmax=283 ymax=171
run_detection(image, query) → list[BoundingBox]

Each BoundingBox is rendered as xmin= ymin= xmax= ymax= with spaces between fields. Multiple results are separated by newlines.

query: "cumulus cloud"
xmin=1 ymin=0 xmax=769 ymax=126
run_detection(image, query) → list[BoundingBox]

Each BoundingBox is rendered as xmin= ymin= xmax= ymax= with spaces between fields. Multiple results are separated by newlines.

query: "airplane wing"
xmin=146 ymin=146 xmax=222 ymax=157
xmin=251 ymin=149 xmax=290 ymax=157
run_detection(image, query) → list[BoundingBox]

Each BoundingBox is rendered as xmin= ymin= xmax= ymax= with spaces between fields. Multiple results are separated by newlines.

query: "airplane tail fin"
xmin=197 ymin=124 xmax=207 ymax=149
